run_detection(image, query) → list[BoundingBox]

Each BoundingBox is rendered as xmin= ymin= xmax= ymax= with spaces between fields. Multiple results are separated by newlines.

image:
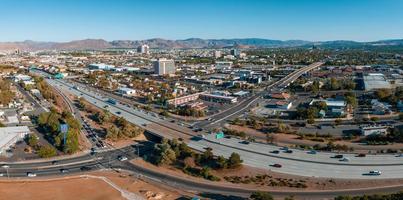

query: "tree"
xmin=311 ymin=80 xmax=320 ymax=95
xmin=37 ymin=145 xmax=57 ymax=158
xmin=345 ymin=92 xmax=357 ymax=108
xmin=250 ymin=192 xmax=274 ymax=200
xmin=375 ymin=88 xmax=392 ymax=101
xmin=216 ymin=155 xmax=228 ymax=169
xmin=227 ymin=152 xmax=242 ymax=168
xmin=201 ymin=148 xmax=214 ymax=163
xmin=106 ymin=125 xmax=121 ymax=141
xmin=154 ymin=142 xmax=177 ymax=165
xmin=27 ymin=134 xmax=39 ymax=148
xmin=329 ymin=77 xmax=340 ymax=90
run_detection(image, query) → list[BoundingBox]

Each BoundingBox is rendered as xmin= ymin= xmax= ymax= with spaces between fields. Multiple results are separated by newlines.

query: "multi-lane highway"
xmin=16 ymin=64 xmax=403 ymax=198
xmin=38 ymin=66 xmax=403 ymax=180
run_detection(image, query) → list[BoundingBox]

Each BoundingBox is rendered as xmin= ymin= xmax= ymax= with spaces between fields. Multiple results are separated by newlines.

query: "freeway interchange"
xmin=5 ymin=63 xmax=403 ymax=197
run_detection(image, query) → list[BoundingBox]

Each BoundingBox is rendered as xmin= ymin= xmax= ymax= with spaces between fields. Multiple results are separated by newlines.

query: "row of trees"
xmin=106 ymin=116 xmax=144 ymax=141
xmin=0 ymin=78 xmax=15 ymax=106
xmin=37 ymin=108 xmax=81 ymax=154
xmin=26 ymin=134 xmax=57 ymax=158
xmin=335 ymin=191 xmax=403 ymax=200
xmin=323 ymin=78 xmax=356 ymax=91
xmin=375 ymin=87 xmax=403 ymax=106
xmin=33 ymin=76 xmax=56 ymax=101
xmin=151 ymin=139 xmax=243 ymax=181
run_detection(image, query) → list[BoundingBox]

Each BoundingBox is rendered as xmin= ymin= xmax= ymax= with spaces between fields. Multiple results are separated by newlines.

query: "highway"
xmin=39 ymin=68 xmax=403 ymax=180
xmin=16 ymin=65 xmax=403 ymax=198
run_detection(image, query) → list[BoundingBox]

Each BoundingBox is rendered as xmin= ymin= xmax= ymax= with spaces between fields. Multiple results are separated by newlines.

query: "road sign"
xmin=60 ymin=124 xmax=69 ymax=145
xmin=215 ymin=131 xmax=224 ymax=139
xmin=60 ymin=124 xmax=69 ymax=133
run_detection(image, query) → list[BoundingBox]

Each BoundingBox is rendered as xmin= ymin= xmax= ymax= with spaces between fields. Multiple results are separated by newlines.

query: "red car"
xmin=272 ymin=164 xmax=282 ymax=168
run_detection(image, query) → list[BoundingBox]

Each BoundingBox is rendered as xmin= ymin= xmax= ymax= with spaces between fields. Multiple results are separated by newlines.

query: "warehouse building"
xmin=363 ymin=73 xmax=391 ymax=91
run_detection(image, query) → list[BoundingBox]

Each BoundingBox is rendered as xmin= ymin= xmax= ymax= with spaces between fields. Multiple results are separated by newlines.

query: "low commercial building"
xmin=371 ymin=99 xmax=392 ymax=115
xmin=0 ymin=126 xmax=30 ymax=154
xmin=88 ymin=63 xmax=116 ymax=71
xmin=310 ymin=98 xmax=346 ymax=118
xmin=117 ymin=87 xmax=136 ymax=96
xmin=363 ymin=73 xmax=391 ymax=91
xmin=200 ymin=91 xmax=237 ymax=104
xmin=266 ymin=100 xmax=292 ymax=110
xmin=167 ymin=92 xmax=206 ymax=107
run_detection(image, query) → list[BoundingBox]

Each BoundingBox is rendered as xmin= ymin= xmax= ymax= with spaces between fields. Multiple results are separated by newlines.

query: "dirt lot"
xmin=0 ymin=171 xmax=185 ymax=200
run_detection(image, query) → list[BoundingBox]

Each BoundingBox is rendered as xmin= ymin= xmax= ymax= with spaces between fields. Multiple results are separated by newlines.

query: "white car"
xmin=369 ymin=170 xmax=381 ymax=175
xmin=27 ymin=172 xmax=37 ymax=177
xmin=118 ymin=156 xmax=128 ymax=161
xmin=0 ymin=173 xmax=4 ymax=177
xmin=339 ymin=157 xmax=350 ymax=162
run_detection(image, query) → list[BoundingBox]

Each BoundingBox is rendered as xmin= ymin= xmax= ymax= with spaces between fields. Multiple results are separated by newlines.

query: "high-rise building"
xmin=153 ymin=58 xmax=176 ymax=75
xmin=137 ymin=44 xmax=150 ymax=54
xmin=230 ymin=49 xmax=239 ymax=57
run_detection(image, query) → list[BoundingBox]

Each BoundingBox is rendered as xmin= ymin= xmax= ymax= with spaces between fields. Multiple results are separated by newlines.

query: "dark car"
xmin=80 ymin=166 xmax=92 ymax=171
xmin=284 ymin=150 xmax=293 ymax=153
xmin=240 ymin=141 xmax=250 ymax=145
xmin=271 ymin=164 xmax=282 ymax=168
xmin=356 ymin=153 xmax=366 ymax=157
xmin=332 ymin=154 xmax=344 ymax=159
xmin=270 ymin=150 xmax=280 ymax=154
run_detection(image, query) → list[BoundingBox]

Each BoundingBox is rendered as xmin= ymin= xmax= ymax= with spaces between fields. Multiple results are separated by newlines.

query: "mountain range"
xmin=0 ymin=38 xmax=402 ymax=52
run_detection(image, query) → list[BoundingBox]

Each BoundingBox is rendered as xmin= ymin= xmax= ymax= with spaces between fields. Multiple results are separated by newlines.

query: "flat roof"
xmin=0 ymin=126 xmax=30 ymax=149
xmin=363 ymin=74 xmax=391 ymax=90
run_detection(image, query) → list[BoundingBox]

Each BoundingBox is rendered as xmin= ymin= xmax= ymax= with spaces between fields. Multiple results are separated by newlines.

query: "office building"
xmin=153 ymin=58 xmax=176 ymax=75
xmin=137 ymin=44 xmax=150 ymax=54
xmin=230 ymin=49 xmax=240 ymax=57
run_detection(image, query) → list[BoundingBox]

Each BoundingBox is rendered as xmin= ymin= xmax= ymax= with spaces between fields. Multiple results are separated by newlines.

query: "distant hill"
xmin=0 ymin=38 xmax=402 ymax=52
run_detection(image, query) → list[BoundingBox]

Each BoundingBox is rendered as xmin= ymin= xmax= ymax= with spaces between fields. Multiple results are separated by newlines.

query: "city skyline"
xmin=1 ymin=0 xmax=402 ymax=42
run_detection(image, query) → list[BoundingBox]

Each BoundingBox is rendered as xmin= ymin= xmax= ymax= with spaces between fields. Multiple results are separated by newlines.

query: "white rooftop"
xmin=0 ymin=126 xmax=30 ymax=150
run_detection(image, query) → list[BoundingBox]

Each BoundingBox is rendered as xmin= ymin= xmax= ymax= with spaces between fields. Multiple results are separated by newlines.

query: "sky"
xmin=0 ymin=0 xmax=402 ymax=42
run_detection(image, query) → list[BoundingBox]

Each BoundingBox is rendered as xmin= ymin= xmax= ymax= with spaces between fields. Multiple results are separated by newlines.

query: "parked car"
xmin=270 ymin=150 xmax=280 ymax=154
xmin=356 ymin=153 xmax=366 ymax=157
xmin=271 ymin=164 xmax=282 ymax=168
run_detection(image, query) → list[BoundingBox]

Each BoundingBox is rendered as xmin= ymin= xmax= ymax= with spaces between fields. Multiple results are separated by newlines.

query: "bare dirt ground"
xmin=0 ymin=170 xmax=185 ymax=200
xmin=132 ymin=158 xmax=403 ymax=192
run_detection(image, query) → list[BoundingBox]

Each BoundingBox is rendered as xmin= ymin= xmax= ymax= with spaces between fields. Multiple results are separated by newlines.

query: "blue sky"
xmin=1 ymin=0 xmax=402 ymax=42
